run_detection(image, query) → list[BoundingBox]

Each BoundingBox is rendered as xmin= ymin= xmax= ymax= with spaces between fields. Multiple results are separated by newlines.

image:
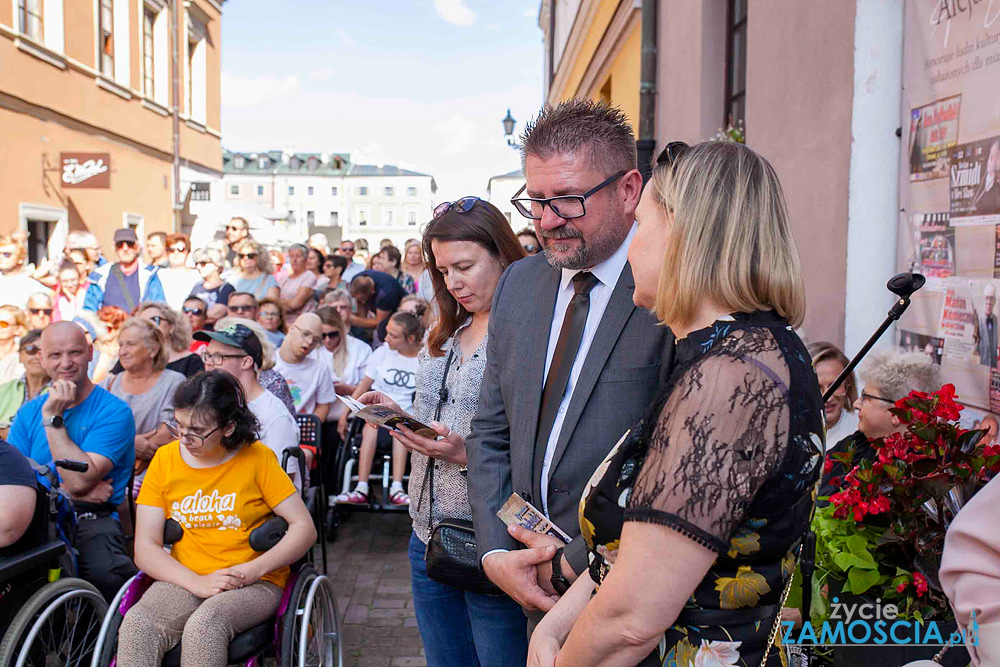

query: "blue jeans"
xmin=408 ymin=532 xmax=528 ymax=667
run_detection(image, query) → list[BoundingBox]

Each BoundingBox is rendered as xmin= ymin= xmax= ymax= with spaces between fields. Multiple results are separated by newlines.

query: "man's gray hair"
xmin=859 ymin=349 xmax=942 ymax=402
xmin=521 ymin=98 xmax=637 ymax=176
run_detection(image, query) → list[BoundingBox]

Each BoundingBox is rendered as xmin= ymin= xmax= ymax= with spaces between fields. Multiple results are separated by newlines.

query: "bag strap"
xmin=426 ymin=348 xmax=456 ymax=530
xmin=110 ymin=264 xmax=136 ymax=313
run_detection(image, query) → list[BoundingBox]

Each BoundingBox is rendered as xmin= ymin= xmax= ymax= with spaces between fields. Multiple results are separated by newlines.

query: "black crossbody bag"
xmin=423 ymin=349 xmax=502 ymax=596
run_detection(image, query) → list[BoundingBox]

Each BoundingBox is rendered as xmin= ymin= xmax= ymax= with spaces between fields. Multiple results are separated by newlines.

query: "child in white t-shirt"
xmin=336 ymin=311 xmax=423 ymax=506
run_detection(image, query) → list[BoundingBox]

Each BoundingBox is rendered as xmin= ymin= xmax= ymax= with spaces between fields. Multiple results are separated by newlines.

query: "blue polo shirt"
xmin=8 ymin=386 xmax=135 ymax=506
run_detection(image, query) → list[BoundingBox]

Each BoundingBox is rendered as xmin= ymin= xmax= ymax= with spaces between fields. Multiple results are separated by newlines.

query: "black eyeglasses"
xmin=167 ymin=420 xmax=226 ymax=446
xmin=511 ymin=170 xmax=627 ymax=220
xmin=321 ymin=331 xmax=341 ymax=340
xmin=200 ymin=350 xmax=248 ymax=365
xmin=115 ymin=241 xmax=136 ymax=249
xmin=28 ymin=308 xmax=53 ymax=315
xmin=238 ymin=253 xmax=259 ymax=260
xmin=433 ymin=196 xmax=481 ymax=219
xmin=182 ymin=306 xmax=205 ymax=316
xmin=861 ymin=392 xmax=895 ymax=406
xmin=226 ymin=225 xmax=244 ymax=232
xmin=655 ymin=141 xmax=691 ymax=175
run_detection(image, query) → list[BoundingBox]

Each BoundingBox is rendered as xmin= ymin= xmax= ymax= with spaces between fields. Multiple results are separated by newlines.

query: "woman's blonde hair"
xmin=649 ymin=141 xmax=805 ymax=329
xmin=138 ymin=301 xmax=191 ymax=353
xmin=235 ymin=238 xmax=275 ymax=276
xmin=0 ymin=304 xmax=27 ymax=334
xmin=120 ymin=317 xmax=169 ymax=371
xmin=315 ymin=306 xmax=349 ymax=376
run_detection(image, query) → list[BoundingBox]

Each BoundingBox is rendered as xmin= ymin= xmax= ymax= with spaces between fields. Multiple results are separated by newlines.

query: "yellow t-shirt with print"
xmin=137 ymin=440 xmax=297 ymax=589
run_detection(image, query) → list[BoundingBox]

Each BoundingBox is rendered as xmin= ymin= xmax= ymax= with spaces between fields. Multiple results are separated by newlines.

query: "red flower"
xmin=897 ymin=581 xmax=908 ymax=593
xmin=913 ymin=572 xmax=928 ymax=597
xmin=824 ymin=458 xmax=834 ymax=474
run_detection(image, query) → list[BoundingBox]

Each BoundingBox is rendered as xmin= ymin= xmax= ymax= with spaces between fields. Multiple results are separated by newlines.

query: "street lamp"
xmin=502 ymin=108 xmax=520 ymax=149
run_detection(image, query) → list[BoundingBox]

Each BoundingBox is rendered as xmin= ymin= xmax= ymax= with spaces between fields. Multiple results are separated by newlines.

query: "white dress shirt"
xmin=538 ymin=222 xmax=636 ymax=514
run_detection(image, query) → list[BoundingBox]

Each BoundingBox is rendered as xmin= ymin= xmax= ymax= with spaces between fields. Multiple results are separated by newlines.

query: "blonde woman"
xmin=401 ymin=241 xmax=426 ymax=291
xmin=230 ymin=239 xmax=280 ymax=301
xmin=808 ymin=341 xmax=859 ymax=448
xmin=101 ymin=318 xmax=185 ymax=479
xmin=527 ymin=142 xmax=825 ymax=667
xmin=132 ymin=302 xmax=205 ymax=377
xmin=315 ymin=307 xmax=371 ymax=416
xmin=0 ymin=305 xmax=27 ymax=384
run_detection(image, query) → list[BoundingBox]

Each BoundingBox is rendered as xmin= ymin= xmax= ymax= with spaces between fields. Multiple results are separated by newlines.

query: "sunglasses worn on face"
xmin=230 ymin=304 xmax=255 ymax=313
xmin=115 ymin=241 xmax=136 ymax=249
xmin=238 ymin=253 xmax=259 ymax=260
xmin=259 ymin=311 xmax=279 ymax=319
xmin=322 ymin=331 xmax=341 ymax=340
xmin=433 ymin=196 xmax=481 ymax=219
xmin=182 ymin=306 xmax=205 ymax=316
xmin=511 ymin=171 xmax=627 ymax=220
xmin=226 ymin=225 xmax=244 ymax=232
xmin=169 ymin=246 xmax=187 ymax=254
xmin=195 ymin=261 xmax=209 ymax=268
xmin=29 ymin=308 xmax=53 ymax=315
xmin=21 ymin=344 xmax=41 ymax=355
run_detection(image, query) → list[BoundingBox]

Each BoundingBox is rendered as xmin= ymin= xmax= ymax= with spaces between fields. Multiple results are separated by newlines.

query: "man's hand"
xmin=134 ymin=433 xmax=159 ymax=461
xmin=43 ymin=380 xmax=77 ymax=419
xmin=193 ymin=568 xmax=245 ymax=598
xmin=509 ymin=524 xmax=571 ymax=595
xmin=70 ymin=479 xmax=113 ymax=504
xmin=482 ymin=545 xmax=560 ymax=612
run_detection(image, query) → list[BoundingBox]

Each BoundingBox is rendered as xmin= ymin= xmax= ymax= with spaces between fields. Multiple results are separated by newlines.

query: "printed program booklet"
xmin=497 ymin=493 xmax=571 ymax=544
xmin=336 ymin=395 xmax=438 ymax=438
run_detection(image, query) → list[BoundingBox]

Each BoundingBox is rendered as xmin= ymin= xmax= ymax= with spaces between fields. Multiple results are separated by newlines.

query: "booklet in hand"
xmin=336 ymin=395 xmax=438 ymax=438
xmin=497 ymin=493 xmax=571 ymax=544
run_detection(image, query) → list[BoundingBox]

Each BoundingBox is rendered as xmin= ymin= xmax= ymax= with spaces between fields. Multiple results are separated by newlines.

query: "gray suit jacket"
xmin=466 ymin=252 xmax=675 ymax=575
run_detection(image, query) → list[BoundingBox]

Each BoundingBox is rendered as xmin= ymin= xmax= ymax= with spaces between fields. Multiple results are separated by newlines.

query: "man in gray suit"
xmin=466 ymin=99 xmax=675 ymax=614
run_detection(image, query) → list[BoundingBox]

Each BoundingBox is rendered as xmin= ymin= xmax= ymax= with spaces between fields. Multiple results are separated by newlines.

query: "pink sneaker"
xmin=336 ymin=489 xmax=368 ymax=505
xmin=389 ymin=490 xmax=409 ymax=506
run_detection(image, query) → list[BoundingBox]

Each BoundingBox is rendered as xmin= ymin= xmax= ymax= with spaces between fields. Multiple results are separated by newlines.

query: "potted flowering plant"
xmin=809 ymin=384 xmax=999 ymax=664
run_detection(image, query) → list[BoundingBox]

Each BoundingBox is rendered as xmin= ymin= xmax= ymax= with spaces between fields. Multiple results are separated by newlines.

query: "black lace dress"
xmin=578 ymin=311 xmax=824 ymax=667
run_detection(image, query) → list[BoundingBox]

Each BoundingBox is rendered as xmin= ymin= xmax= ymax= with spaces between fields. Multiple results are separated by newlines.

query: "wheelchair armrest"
xmin=0 ymin=541 xmax=66 ymax=585
xmin=163 ymin=518 xmax=183 ymax=546
xmin=248 ymin=515 xmax=288 ymax=552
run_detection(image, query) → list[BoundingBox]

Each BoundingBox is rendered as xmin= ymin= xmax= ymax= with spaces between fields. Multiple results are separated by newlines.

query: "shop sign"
xmin=60 ymin=153 xmax=111 ymax=189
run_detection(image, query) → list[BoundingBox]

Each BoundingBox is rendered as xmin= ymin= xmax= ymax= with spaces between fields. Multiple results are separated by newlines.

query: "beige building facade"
xmin=0 ymin=0 xmax=224 ymax=266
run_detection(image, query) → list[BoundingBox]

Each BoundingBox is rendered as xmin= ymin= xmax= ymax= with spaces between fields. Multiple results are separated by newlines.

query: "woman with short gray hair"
xmin=109 ymin=302 xmax=205 ymax=378
xmin=278 ymin=243 xmax=318 ymax=325
xmin=189 ymin=246 xmax=235 ymax=309
xmin=101 ymin=318 xmax=186 ymax=490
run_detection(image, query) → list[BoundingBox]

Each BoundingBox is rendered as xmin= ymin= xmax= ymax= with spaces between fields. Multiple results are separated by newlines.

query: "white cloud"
xmin=435 ymin=0 xmax=476 ymax=26
xmin=307 ymin=68 xmax=339 ymax=82
xmin=221 ymin=72 xmax=299 ymax=108
xmin=436 ymin=115 xmax=478 ymax=156
xmin=333 ymin=28 xmax=357 ymax=48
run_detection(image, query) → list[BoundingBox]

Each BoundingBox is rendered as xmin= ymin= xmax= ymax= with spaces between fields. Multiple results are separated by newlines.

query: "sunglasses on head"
xmin=238 ymin=253 xmax=259 ymax=260
xmin=28 ymin=308 xmax=53 ymax=315
xmin=433 ymin=196 xmax=481 ymax=219
xmin=655 ymin=141 xmax=691 ymax=171
xmin=182 ymin=306 xmax=205 ymax=316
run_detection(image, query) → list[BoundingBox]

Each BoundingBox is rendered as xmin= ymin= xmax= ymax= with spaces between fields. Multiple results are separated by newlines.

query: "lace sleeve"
xmin=623 ymin=347 xmax=791 ymax=554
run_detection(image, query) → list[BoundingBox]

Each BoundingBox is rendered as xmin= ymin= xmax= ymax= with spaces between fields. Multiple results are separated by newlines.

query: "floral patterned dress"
xmin=578 ymin=311 xmax=824 ymax=667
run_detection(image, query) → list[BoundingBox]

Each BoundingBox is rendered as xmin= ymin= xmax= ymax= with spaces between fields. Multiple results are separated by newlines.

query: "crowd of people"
xmin=0 ymin=98 xmax=996 ymax=667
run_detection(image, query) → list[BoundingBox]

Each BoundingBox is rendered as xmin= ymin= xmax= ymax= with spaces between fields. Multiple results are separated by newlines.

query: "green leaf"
xmin=833 ymin=552 xmax=875 ymax=571
xmin=847 ymin=567 xmax=882 ymax=594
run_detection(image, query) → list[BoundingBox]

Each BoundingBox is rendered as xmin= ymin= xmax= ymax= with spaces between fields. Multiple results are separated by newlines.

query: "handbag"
xmin=423 ymin=348 xmax=503 ymax=596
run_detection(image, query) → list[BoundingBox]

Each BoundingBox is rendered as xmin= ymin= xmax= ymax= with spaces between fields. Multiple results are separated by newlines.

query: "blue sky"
xmin=220 ymin=0 xmax=544 ymax=202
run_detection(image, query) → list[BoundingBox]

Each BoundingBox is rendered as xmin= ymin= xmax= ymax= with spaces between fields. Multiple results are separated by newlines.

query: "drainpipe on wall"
xmin=637 ymin=0 xmax=658 ymax=183
xmin=169 ymin=0 xmax=182 ymax=233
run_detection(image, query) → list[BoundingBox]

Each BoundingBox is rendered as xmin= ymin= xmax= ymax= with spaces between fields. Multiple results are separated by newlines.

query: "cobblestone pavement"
xmin=324 ymin=510 xmax=426 ymax=667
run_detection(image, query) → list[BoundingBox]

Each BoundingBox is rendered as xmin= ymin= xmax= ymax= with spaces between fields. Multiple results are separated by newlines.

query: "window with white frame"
xmin=288 ymin=186 xmax=295 ymax=196
xmin=331 ymin=186 xmax=338 ymax=196
xmin=308 ymin=186 xmax=314 ymax=196
xmin=330 ymin=211 xmax=339 ymax=225
xmin=234 ymin=156 xmax=245 ymax=169
xmin=407 ymin=210 xmax=417 ymax=225
xmin=358 ymin=186 xmax=368 ymax=196
xmin=142 ymin=8 xmax=154 ymax=96
xmin=142 ymin=1 xmax=167 ymax=105
xmin=98 ymin=0 xmax=114 ymax=76
xmin=307 ymin=211 xmax=315 ymax=224
xmin=185 ymin=12 xmax=207 ymax=124
xmin=384 ymin=186 xmax=394 ymax=196
xmin=382 ymin=208 xmax=394 ymax=225
xmin=17 ymin=0 xmax=43 ymax=42
xmin=257 ymin=185 xmax=264 ymax=196
xmin=357 ymin=208 xmax=369 ymax=226
xmin=288 ymin=210 xmax=296 ymax=223
xmin=258 ymin=157 xmax=268 ymax=169
xmin=407 ymin=186 xmax=417 ymax=196
xmin=229 ymin=184 xmax=240 ymax=196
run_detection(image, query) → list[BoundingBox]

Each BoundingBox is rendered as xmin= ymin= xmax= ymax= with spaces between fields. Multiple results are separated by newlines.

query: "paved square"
xmin=324 ymin=510 xmax=425 ymax=667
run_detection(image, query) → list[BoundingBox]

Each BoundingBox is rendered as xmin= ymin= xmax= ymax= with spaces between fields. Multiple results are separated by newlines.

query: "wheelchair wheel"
xmin=90 ymin=574 xmax=140 ymax=667
xmin=280 ymin=570 xmax=343 ymax=667
xmin=0 ymin=577 xmax=108 ymax=667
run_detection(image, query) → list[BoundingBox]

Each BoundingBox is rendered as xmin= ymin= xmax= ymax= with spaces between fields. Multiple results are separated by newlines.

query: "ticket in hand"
xmin=497 ymin=493 xmax=572 ymax=544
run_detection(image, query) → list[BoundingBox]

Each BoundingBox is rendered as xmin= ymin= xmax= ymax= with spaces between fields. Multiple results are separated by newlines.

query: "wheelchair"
xmin=89 ymin=445 xmax=344 ymax=667
xmin=329 ymin=415 xmax=411 ymax=515
xmin=0 ymin=459 xmax=109 ymax=667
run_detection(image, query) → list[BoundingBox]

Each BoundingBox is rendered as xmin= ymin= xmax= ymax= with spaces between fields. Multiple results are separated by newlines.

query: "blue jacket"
xmin=83 ymin=262 xmax=165 ymax=312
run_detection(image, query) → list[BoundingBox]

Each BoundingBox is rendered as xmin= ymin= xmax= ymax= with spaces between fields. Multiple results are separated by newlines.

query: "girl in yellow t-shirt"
xmin=117 ymin=370 xmax=316 ymax=667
